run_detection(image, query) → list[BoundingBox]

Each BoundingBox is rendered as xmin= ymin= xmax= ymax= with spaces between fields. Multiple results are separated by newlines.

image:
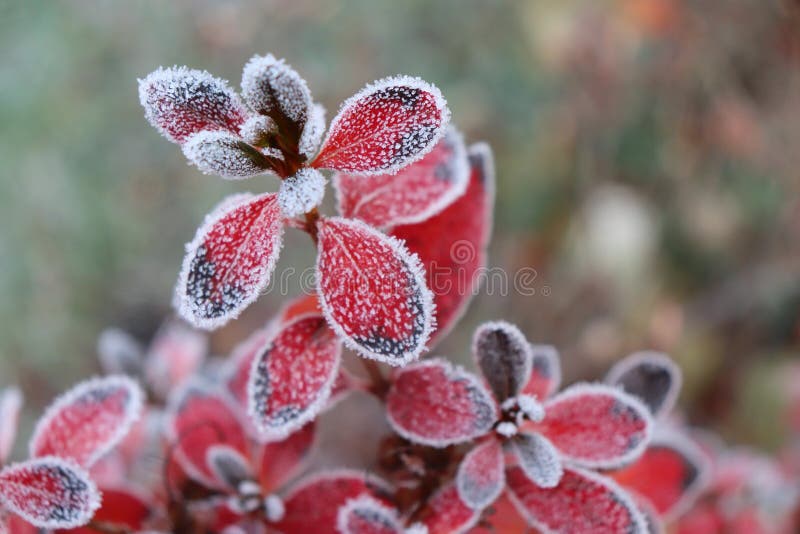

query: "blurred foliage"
xmin=0 ymin=0 xmax=799 ymax=448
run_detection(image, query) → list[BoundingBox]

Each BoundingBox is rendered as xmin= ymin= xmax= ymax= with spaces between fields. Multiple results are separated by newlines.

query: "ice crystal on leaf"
xmin=241 ymin=54 xmax=314 ymax=125
xmin=277 ymin=168 xmax=326 ymax=217
xmin=337 ymin=495 xmax=405 ymax=534
xmin=455 ymin=439 xmax=505 ymax=510
xmin=182 ymin=130 xmax=275 ymax=178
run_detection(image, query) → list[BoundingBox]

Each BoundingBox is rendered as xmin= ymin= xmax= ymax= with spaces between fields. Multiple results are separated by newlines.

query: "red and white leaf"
xmin=166 ymin=382 xmax=250 ymax=488
xmin=472 ymin=321 xmax=532 ymax=404
xmin=0 ymin=457 xmax=101 ymax=529
xmin=630 ymin=492 xmax=666 ymax=534
xmin=182 ymin=130 xmax=276 ymax=179
xmin=466 ymin=492 xmax=528 ymax=534
xmin=606 ymin=351 xmax=682 ymax=419
xmin=247 ymin=314 xmax=341 ymax=439
xmin=0 ymin=387 xmax=22 ymax=465
xmin=207 ymin=445 xmax=254 ymax=490
xmin=456 ymin=439 xmax=505 ymax=510
xmin=535 ymin=383 xmax=653 ymax=469
xmin=312 ymin=76 xmax=450 ymax=175
xmin=422 ymin=483 xmax=480 ymax=534
xmin=275 ymin=470 xmax=390 ymax=534
xmin=277 ymin=168 xmax=327 ymax=217
xmin=391 ymin=143 xmax=494 ymax=346
xmin=226 ymin=327 xmax=272 ymax=408
xmin=520 ymin=344 xmax=561 ymax=400
xmin=29 ymin=376 xmax=144 ymax=468
xmin=138 ymin=66 xmax=248 ymax=144
xmin=337 ymin=495 xmax=403 ymax=534
xmin=510 ymin=432 xmax=564 ymax=489
xmin=176 ymin=192 xmax=284 ymax=330
xmin=97 ymin=328 xmax=144 ymax=377
xmin=386 ymin=359 xmax=497 ymax=447
xmin=316 ymin=217 xmax=434 ymax=365
xmin=145 ymin=320 xmax=207 ymax=400
xmin=611 ymin=432 xmax=710 ymax=520
xmin=241 ymin=54 xmax=313 ymax=125
xmin=65 ymin=487 xmax=151 ymax=534
xmin=257 ymin=422 xmax=315 ymax=493
xmin=506 ymin=466 xmax=648 ymax=534
xmin=334 ymin=127 xmax=469 ymax=228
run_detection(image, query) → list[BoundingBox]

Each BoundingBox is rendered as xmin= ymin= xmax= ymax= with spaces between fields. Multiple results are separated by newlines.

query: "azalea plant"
xmin=0 ymin=52 xmax=797 ymax=534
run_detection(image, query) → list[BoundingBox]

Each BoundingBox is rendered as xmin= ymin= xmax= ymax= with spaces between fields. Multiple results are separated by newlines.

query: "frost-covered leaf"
xmin=275 ymin=470 xmax=390 ymax=534
xmin=316 ymin=217 xmax=434 ymax=365
xmin=506 ymin=466 xmax=648 ymax=534
xmin=299 ymin=103 xmax=326 ymax=159
xmin=241 ymin=54 xmax=313 ymax=125
xmin=422 ymin=482 xmax=480 ymax=534
xmin=520 ymin=344 xmax=561 ymax=400
xmin=611 ymin=432 xmax=710 ymax=520
xmin=248 ymin=315 xmax=341 ymax=439
xmin=386 ymin=359 xmax=497 ymax=447
xmin=176 ymin=192 xmax=284 ymax=330
xmin=606 ymin=351 xmax=682 ymax=419
xmin=166 ymin=382 xmax=249 ymax=488
xmin=337 ymin=495 xmax=403 ymax=534
xmin=67 ymin=487 xmax=151 ymax=534
xmin=536 ymin=383 xmax=653 ymax=469
xmin=0 ymin=387 xmax=22 ymax=465
xmin=0 ymin=457 xmax=101 ymax=529
xmin=313 ymin=76 xmax=450 ymax=175
xmin=467 ymin=492 xmax=528 ymax=534
xmin=334 ymin=127 xmax=469 ymax=228
xmin=392 ymin=143 xmax=494 ymax=346
xmin=472 ymin=321 xmax=532 ymax=404
xmin=29 ymin=376 xmax=144 ymax=468
xmin=145 ymin=320 xmax=207 ymax=400
xmin=97 ymin=328 xmax=144 ymax=377
xmin=182 ymin=131 xmax=276 ymax=179
xmin=226 ymin=327 xmax=272 ymax=408
xmin=257 ymin=422 xmax=315 ymax=493
xmin=207 ymin=445 xmax=254 ymax=491
xmin=278 ymin=168 xmax=327 ymax=217
xmin=630 ymin=492 xmax=665 ymax=534
xmin=456 ymin=439 xmax=505 ymax=510
xmin=138 ymin=66 xmax=248 ymax=144
xmin=510 ymin=432 xmax=563 ymax=489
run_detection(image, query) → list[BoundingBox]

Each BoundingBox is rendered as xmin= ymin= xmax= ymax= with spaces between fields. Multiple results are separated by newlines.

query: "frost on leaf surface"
xmin=247 ymin=314 xmax=341 ymax=439
xmin=506 ymin=466 xmax=647 ymax=534
xmin=278 ymin=168 xmax=327 ymax=217
xmin=535 ymin=383 xmax=653 ymax=469
xmin=0 ymin=387 xmax=22 ymax=465
xmin=337 ymin=495 xmax=403 ymax=534
xmin=0 ymin=457 xmax=100 ymax=529
xmin=29 ymin=376 xmax=143 ymax=468
xmin=392 ymin=143 xmax=494 ymax=346
xmin=313 ymin=76 xmax=450 ymax=175
xmin=386 ymin=359 xmax=497 ymax=447
xmin=225 ymin=327 xmax=272 ymax=408
xmin=257 ymin=422 xmax=315 ymax=493
xmin=606 ymin=351 xmax=682 ymax=419
xmin=468 ymin=493 xmax=529 ymax=534
xmin=510 ymin=432 xmax=563 ymax=489
xmin=182 ymin=130 xmax=275 ymax=179
xmin=145 ymin=320 xmax=207 ymax=400
xmin=176 ymin=192 xmax=284 ymax=330
xmin=299 ymin=103 xmax=327 ymax=159
xmin=334 ymin=126 xmax=469 ymax=228
xmin=520 ymin=344 xmax=561 ymax=400
xmin=138 ymin=66 xmax=248 ymax=144
xmin=316 ymin=217 xmax=433 ymax=365
xmin=421 ymin=482 xmax=479 ymax=534
xmin=473 ymin=321 xmax=533 ymax=404
xmin=241 ymin=54 xmax=313 ymax=126
xmin=456 ymin=438 xmax=505 ymax=510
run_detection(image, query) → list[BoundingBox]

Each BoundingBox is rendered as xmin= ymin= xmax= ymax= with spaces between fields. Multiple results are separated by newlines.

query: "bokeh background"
xmin=1 ymin=0 xmax=799 ymax=455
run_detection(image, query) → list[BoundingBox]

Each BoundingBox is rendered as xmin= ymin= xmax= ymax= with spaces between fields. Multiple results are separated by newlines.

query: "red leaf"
xmin=316 ymin=217 xmax=433 ymax=365
xmin=226 ymin=327 xmax=272 ymax=408
xmin=337 ymin=495 xmax=403 ymax=534
xmin=466 ymin=492 xmax=528 ymax=534
xmin=0 ymin=457 xmax=101 ymax=529
xmin=506 ymin=466 xmax=648 ymax=534
xmin=30 ymin=376 xmax=144 ymax=468
xmin=535 ymin=383 xmax=653 ymax=469
xmin=166 ymin=382 xmax=250 ymax=488
xmin=391 ymin=143 xmax=494 ymax=346
xmin=605 ymin=351 xmax=682 ymax=419
xmin=257 ymin=422 xmax=316 ymax=493
xmin=144 ymin=320 xmax=207 ymax=400
xmin=386 ymin=359 xmax=497 ymax=447
xmin=334 ymin=127 xmax=469 ymax=228
xmin=138 ymin=66 xmax=248 ymax=144
xmin=64 ymin=487 xmax=151 ymax=533
xmin=421 ymin=483 xmax=480 ymax=534
xmin=176 ymin=193 xmax=284 ymax=330
xmin=276 ymin=293 xmax=324 ymax=325
xmin=472 ymin=321 xmax=533 ymax=404
xmin=241 ymin=54 xmax=313 ymax=126
xmin=456 ymin=439 xmax=505 ymax=510
xmin=0 ymin=387 xmax=22 ymax=465
xmin=520 ymin=344 xmax=561 ymax=400
xmin=248 ymin=315 xmax=341 ymax=438
xmin=275 ymin=470 xmax=390 ymax=534
xmin=312 ymin=76 xmax=450 ymax=175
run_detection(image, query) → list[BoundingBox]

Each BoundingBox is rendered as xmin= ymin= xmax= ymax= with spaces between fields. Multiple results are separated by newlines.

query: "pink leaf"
xmin=391 ymin=143 xmax=494 ymax=346
xmin=466 ymin=492 xmax=528 ymax=534
xmin=605 ymin=351 xmax=682 ymax=419
xmin=0 ymin=387 xmax=22 ymax=465
xmin=506 ymin=466 xmax=648 ymax=534
xmin=257 ymin=422 xmax=316 ymax=493
xmin=535 ymin=383 xmax=653 ymax=470
xmin=337 ymin=495 xmax=403 ymax=534
xmin=145 ymin=320 xmax=207 ymax=400
xmin=334 ymin=127 xmax=469 ymax=228
xmin=386 ymin=359 xmax=497 ymax=447
xmin=422 ymin=483 xmax=480 ymax=534
xmin=456 ymin=439 xmax=505 ymax=510
xmin=312 ymin=76 xmax=450 ymax=175
xmin=472 ymin=321 xmax=533 ymax=404
xmin=241 ymin=54 xmax=313 ymax=125
xmin=520 ymin=344 xmax=561 ymax=400
xmin=64 ymin=487 xmax=151 ymax=534
xmin=247 ymin=314 xmax=341 ymax=439
xmin=176 ymin=192 xmax=284 ymax=330
xmin=0 ymin=457 xmax=101 ymax=529
xmin=182 ymin=130 xmax=276 ymax=179
xmin=138 ymin=66 xmax=248 ymax=144
xmin=29 ymin=376 xmax=144 ymax=468
xmin=510 ymin=432 xmax=563 ymax=489
xmin=316 ymin=217 xmax=434 ymax=365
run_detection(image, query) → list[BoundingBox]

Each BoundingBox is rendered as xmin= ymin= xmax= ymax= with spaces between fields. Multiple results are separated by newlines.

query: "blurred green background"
xmin=1 ymin=0 xmax=799 ymax=450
